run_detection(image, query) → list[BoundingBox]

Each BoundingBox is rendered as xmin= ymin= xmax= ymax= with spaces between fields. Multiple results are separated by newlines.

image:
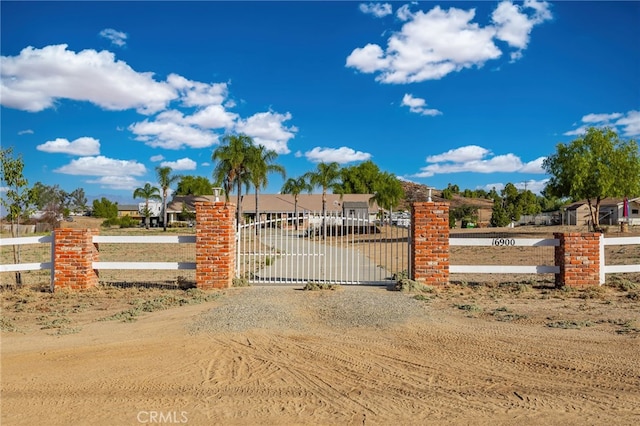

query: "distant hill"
xmin=398 ymin=181 xmax=493 ymax=212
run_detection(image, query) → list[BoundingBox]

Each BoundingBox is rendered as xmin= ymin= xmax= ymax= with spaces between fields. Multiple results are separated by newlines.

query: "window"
xmin=632 ymin=209 xmax=639 ymax=215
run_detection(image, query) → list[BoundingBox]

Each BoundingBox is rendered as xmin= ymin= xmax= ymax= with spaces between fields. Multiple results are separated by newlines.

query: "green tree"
xmin=156 ymin=166 xmax=181 ymax=231
xmin=304 ymin=162 xmax=341 ymax=216
xmin=369 ymin=172 xmax=404 ymax=225
xmin=336 ymin=160 xmax=381 ymax=194
xmin=543 ymin=127 xmax=640 ymax=231
xmin=69 ymin=188 xmax=88 ymax=214
xmin=92 ymin=197 xmax=118 ymax=219
xmin=450 ymin=205 xmax=479 ymax=229
xmin=304 ymin=162 xmax=342 ymax=237
xmin=281 ymin=176 xmax=312 ymax=230
xmin=1 ymin=147 xmax=37 ymax=285
xmin=133 ymin=183 xmax=162 ymax=229
xmin=490 ymin=197 xmax=510 ymax=227
xmin=212 ymin=134 xmax=254 ymax=227
xmin=175 ymin=175 xmax=214 ymax=196
xmin=247 ymin=144 xmax=285 ymax=229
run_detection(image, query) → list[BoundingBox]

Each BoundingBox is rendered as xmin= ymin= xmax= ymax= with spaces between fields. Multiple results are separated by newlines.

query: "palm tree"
xmin=133 ymin=183 xmax=161 ymax=229
xmin=303 ymin=162 xmax=341 ymax=237
xmin=281 ymin=176 xmax=312 ymax=230
xmin=212 ymin=134 xmax=254 ymax=227
xmin=247 ymin=144 xmax=285 ymax=231
xmin=156 ymin=166 xmax=181 ymax=231
xmin=370 ymin=172 xmax=404 ymax=226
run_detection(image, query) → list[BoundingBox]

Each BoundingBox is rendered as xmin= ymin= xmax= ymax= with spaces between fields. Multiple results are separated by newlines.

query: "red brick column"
xmin=554 ymin=232 xmax=601 ymax=287
xmin=195 ymin=202 xmax=236 ymax=289
xmin=411 ymin=202 xmax=450 ymax=286
xmin=53 ymin=228 xmax=99 ymax=290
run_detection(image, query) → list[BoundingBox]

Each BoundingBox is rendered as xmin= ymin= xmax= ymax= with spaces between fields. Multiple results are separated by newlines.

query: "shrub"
xmin=303 ymin=282 xmax=339 ymax=291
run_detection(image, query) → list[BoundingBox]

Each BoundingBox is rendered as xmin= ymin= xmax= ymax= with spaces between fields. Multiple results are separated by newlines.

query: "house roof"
xmin=564 ymin=197 xmax=640 ymax=210
xmin=118 ymin=204 xmax=139 ymax=211
xmin=167 ymin=194 xmax=380 ymax=214
xmin=240 ymin=193 xmax=379 ymax=214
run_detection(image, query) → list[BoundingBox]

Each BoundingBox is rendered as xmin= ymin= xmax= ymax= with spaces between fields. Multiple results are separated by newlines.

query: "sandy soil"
xmin=1 ymin=283 xmax=639 ymax=426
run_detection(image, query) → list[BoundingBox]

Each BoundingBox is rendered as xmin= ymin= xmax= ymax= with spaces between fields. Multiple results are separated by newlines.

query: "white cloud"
xmin=401 ymin=93 xmax=442 ymax=116
xmin=304 ymin=147 xmax=372 ymax=164
xmin=396 ymin=4 xmax=414 ymax=21
xmin=186 ymin=104 xmax=238 ymax=129
xmin=426 ymin=145 xmax=489 ymax=163
xmin=582 ymin=113 xmax=623 ymax=123
xmin=167 ymin=74 xmax=229 ymax=108
xmin=615 ymin=111 xmax=640 ymax=137
xmin=564 ymin=110 xmax=640 ymax=137
xmin=18 ymin=129 xmax=34 ymax=135
xmin=359 ymin=3 xmax=393 ymax=18
xmin=1 ymin=44 xmax=176 ymax=114
xmin=415 ymin=145 xmax=544 ymax=178
xmin=36 ymin=137 xmax=100 ymax=156
xmin=129 ymin=110 xmax=219 ymax=149
xmin=86 ymin=175 xmax=143 ymax=191
xmin=492 ymin=0 xmax=552 ymax=61
xmin=235 ymin=111 xmax=297 ymax=154
xmin=54 ymin=155 xmax=146 ymax=176
xmin=519 ymin=156 xmax=546 ymax=173
xmin=347 ymin=1 xmax=551 ymax=83
xmin=160 ymin=157 xmax=197 ymax=171
xmin=99 ymin=28 xmax=128 ymax=47
xmin=150 ymin=155 xmax=165 ymax=162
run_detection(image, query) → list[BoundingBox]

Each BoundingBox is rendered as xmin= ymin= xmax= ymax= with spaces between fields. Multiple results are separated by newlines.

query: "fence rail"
xmin=92 ymin=235 xmax=196 ymax=272
xmin=450 ymin=237 xmax=559 ymax=275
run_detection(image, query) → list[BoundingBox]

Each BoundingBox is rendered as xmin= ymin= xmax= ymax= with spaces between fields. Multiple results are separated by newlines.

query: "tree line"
xmin=3 ymin=126 xmax=639 ymax=234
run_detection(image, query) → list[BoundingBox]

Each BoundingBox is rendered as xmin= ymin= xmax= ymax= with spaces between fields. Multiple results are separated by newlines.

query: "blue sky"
xmin=2 ymin=1 xmax=639 ymax=205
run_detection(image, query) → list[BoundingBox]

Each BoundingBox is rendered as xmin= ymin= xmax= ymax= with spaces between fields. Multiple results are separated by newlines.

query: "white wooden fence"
xmin=1 ymin=233 xmax=639 ymax=287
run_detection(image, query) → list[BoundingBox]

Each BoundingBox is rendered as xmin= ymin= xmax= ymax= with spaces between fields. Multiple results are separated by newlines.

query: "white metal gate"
xmin=236 ymin=211 xmax=410 ymax=284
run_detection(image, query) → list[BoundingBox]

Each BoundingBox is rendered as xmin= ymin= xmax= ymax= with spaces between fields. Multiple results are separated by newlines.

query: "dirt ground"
xmin=1 ymin=281 xmax=639 ymax=425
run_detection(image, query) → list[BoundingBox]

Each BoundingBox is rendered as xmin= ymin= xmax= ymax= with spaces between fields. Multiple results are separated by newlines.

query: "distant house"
xmin=240 ymin=193 xmax=380 ymax=225
xmin=117 ymin=204 xmax=142 ymax=219
xmin=563 ymin=197 xmax=640 ymax=226
xmin=165 ymin=193 xmax=381 ymax=227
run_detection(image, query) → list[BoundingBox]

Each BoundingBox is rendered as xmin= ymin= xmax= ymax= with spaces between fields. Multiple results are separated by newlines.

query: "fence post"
xmin=53 ymin=228 xmax=99 ymax=290
xmin=195 ymin=201 xmax=236 ymax=289
xmin=411 ymin=202 xmax=450 ymax=286
xmin=554 ymin=232 xmax=602 ymax=287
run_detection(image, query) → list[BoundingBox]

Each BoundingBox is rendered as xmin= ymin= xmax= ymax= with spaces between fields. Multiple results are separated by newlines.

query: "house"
xmin=240 ymin=193 xmax=380 ymax=225
xmin=563 ymin=197 xmax=640 ymax=226
xmin=165 ymin=193 xmax=381 ymax=228
xmin=117 ymin=204 xmax=142 ymax=219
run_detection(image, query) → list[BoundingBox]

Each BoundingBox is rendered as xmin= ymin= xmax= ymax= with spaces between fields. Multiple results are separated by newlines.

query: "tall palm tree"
xmin=303 ymin=162 xmax=341 ymax=237
xmin=212 ymin=134 xmax=254 ymax=227
xmin=248 ymin=144 xmax=285 ymax=231
xmin=281 ymin=176 xmax=312 ymax=230
xmin=133 ymin=183 xmax=161 ymax=229
xmin=156 ymin=166 xmax=181 ymax=231
xmin=370 ymin=172 xmax=404 ymax=225
xmin=304 ymin=162 xmax=341 ymax=217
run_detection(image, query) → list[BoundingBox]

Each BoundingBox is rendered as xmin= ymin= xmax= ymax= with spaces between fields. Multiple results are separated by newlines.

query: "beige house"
xmin=563 ymin=197 xmax=640 ymax=226
xmin=165 ymin=193 xmax=381 ymax=227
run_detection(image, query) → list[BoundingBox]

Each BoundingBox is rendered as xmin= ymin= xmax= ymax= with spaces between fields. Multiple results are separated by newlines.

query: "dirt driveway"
xmin=2 ymin=282 xmax=639 ymax=425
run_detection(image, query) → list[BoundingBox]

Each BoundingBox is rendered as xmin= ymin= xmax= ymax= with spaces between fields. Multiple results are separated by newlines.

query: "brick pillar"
xmin=411 ymin=202 xmax=450 ymax=286
xmin=53 ymin=228 xmax=99 ymax=290
xmin=554 ymin=232 xmax=601 ymax=287
xmin=195 ymin=202 xmax=236 ymax=289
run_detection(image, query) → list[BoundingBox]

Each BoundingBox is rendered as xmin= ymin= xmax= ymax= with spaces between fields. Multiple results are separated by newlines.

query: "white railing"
xmin=600 ymin=235 xmax=640 ymax=284
xmin=92 ymin=235 xmax=196 ymax=270
xmin=0 ymin=235 xmax=54 ymax=290
xmin=449 ymin=237 xmax=560 ymax=274
xmin=0 ymin=235 xmax=54 ymax=272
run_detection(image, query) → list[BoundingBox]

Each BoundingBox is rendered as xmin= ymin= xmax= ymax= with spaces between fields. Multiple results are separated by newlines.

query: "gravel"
xmin=188 ymin=285 xmax=429 ymax=334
